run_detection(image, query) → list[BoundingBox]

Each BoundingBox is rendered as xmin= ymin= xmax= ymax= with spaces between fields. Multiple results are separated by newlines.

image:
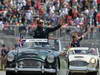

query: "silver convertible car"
xmin=66 ymin=47 xmax=100 ymax=75
xmin=5 ymin=39 xmax=62 ymax=75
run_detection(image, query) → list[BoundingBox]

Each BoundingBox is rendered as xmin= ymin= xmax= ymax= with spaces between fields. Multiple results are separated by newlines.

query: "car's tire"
xmin=51 ymin=73 xmax=58 ymax=75
xmin=93 ymin=72 xmax=98 ymax=75
xmin=52 ymin=57 xmax=60 ymax=75
xmin=18 ymin=72 xmax=42 ymax=75
xmin=43 ymin=73 xmax=58 ymax=75
xmin=57 ymin=57 xmax=60 ymax=70
xmin=87 ymin=72 xmax=98 ymax=75
xmin=68 ymin=72 xmax=72 ymax=75
xmin=6 ymin=71 xmax=16 ymax=75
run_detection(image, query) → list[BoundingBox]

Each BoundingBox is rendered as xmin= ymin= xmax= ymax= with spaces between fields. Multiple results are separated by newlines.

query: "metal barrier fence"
xmin=1 ymin=25 xmax=100 ymax=44
xmin=51 ymin=26 xmax=100 ymax=48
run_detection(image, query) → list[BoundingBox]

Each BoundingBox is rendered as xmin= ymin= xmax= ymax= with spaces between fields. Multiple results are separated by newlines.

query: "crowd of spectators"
xmin=0 ymin=0 xmax=98 ymax=36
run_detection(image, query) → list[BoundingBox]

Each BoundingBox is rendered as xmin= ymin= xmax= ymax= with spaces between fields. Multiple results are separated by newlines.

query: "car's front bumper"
xmin=69 ymin=66 xmax=98 ymax=73
xmin=6 ymin=67 xmax=57 ymax=73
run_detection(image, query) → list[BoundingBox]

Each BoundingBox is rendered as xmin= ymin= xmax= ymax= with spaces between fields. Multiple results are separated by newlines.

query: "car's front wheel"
xmin=68 ymin=72 xmax=71 ymax=75
xmin=50 ymin=73 xmax=58 ymax=75
xmin=6 ymin=71 xmax=16 ymax=75
xmin=87 ymin=72 xmax=98 ymax=75
xmin=43 ymin=73 xmax=58 ymax=75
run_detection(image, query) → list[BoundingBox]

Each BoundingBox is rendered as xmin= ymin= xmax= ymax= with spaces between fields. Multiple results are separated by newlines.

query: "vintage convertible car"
xmin=6 ymin=39 xmax=61 ymax=75
xmin=66 ymin=47 xmax=100 ymax=75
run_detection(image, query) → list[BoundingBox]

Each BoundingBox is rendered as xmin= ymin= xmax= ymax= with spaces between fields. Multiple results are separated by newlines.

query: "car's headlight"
xmin=47 ymin=55 xmax=55 ymax=63
xmin=7 ymin=54 xmax=14 ymax=62
xmin=90 ymin=58 xmax=96 ymax=64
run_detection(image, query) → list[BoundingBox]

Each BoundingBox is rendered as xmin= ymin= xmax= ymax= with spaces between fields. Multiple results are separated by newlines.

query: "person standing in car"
xmin=33 ymin=18 xmax=63 ymax=38
xmin=70 ymin=27 xmax=91 ymax=47
xmin=71 ymin=32 xmax=83 ymax=47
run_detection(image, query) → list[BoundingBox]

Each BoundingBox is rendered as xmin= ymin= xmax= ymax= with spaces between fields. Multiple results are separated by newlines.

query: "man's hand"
xmin=60 ymin=51 xmax=67 ymax=56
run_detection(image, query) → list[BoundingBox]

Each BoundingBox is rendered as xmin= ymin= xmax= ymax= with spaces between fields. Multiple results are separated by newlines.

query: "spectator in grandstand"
xmin=0 ymin=0 xmax=3 ymax=4
xmin=96 ymin=10 xmax=100 ymax=31
xmin=96 ymin=11 xmax=100 ymax=23
xmin=92 ymin=8 xmax=97 ymax=26
xmin=0 ymin=44 xmax=9 ymax=70
xmin=25 ymin=8 xmax=33 ymax=24
xmin=19 ymin=25 xmax=26 ymax=38
xmin=0 ymin=18 xmax=4 ymax=31
xmin=97 ymin=0 xmax=100 ymax=11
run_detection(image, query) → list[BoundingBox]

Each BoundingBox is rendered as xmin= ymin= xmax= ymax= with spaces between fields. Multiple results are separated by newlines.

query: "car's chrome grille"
xmin=18 ymin=59 xmax=42 ymax=68
xmin=70 ymin=61 xmax=88 ymax=66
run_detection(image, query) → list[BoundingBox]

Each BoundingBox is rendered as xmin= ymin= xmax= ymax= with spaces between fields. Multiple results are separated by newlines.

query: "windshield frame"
xmin=68 ymin=48 xmax=98 ymax=55
xmin=22 ymin=39 xmax=60 ymax=51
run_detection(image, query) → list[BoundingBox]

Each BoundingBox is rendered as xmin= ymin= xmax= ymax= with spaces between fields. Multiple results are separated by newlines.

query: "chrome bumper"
xmin=6 ymin=68 xmax=56 ymax=73
xmin=69 ymin=66 xmax=97 ymax=73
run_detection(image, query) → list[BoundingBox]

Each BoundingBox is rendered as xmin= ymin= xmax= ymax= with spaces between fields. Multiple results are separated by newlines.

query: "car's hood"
xmin=69 ymin=54 xmax=99 ymax=63
xmin=9 ymin=48 xmax=59 ymax=61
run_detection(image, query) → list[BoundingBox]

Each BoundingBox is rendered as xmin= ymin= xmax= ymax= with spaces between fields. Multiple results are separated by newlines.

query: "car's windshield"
xmin=69 ymin=48 xmax=97 ymax=55
xmin=23 ymin=39 xmax=59 ymax=51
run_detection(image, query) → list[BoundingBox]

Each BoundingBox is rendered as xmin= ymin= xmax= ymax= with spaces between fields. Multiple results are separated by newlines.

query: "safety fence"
xmin=0 ymin=25 xmax=100 ymax=44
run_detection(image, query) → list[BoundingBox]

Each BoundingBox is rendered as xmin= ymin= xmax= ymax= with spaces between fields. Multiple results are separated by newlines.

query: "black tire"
xmin=43 ymin=73 xmax=57 ymax=75
xmin=6 ymin=71 xmax=16 ymax=75
xmin=92 ymin=72 xmax=97 ymax=75
xmin=68 ymin=72 xmax=72 ymax=75
xmin=54 ymin=57 xmax=60 ymax=75
xmin=52 ymin=73 xmax=57 ymax=75
xmin=57 ymin=57 xmax=60 ymax=70
xmin=87 ymin=72 xmax=97 ymax=75
xmin=18 ymin=72 xmax=42 ymax=75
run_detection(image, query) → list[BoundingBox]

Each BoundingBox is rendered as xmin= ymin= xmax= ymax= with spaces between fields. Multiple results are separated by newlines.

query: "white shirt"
xmin=25 ymin=10 xmax=33 ymax=20
xmin=50 ymin=5 xmax=55 ymax=14
xmin=61 ymin=7 xmax=69 ymax=16
xmin=0 ymin=21 xmax=4 ymax=30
